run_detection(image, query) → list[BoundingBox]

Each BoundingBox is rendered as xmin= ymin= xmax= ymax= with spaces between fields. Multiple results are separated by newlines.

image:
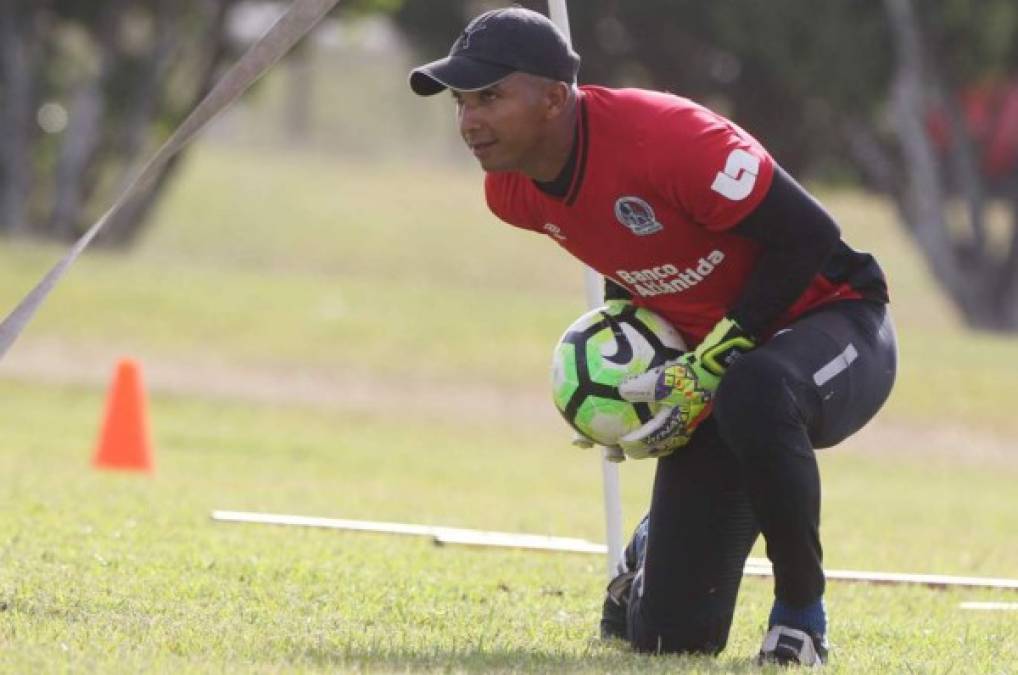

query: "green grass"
xmin=0 ymin=379 xmax=1015 ymax=673
xmin=1 ymin=145 xmax=1017 ymax=672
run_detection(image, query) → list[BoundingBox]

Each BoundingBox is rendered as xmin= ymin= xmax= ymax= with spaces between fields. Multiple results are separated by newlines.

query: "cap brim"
xmin=409 ymin=55 xmax=514 ymax=96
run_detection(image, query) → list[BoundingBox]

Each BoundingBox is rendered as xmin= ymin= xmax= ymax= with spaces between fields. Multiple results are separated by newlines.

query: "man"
xmin=409 ymin=6 xmax=897 ymax=666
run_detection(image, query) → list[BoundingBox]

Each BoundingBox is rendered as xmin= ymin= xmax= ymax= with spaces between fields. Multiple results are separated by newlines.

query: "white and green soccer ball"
xmin=551 ymin=303 xmax=687 ymax=447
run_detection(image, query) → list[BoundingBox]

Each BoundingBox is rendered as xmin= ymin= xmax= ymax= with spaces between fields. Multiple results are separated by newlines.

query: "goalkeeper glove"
xmin=617 ymin=317 xmax=756 ymax=458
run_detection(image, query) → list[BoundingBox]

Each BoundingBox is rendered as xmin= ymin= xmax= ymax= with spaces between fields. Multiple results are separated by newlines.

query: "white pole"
xmin=546 ymin=0 xmax=625 ymax=579
xmin=546 ymin=0 xmax=573 ymax=43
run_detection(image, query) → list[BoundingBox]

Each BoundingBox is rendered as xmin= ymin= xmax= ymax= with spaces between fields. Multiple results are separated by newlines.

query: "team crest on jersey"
xmin=614 ymin=197 xmax=663 ymax=236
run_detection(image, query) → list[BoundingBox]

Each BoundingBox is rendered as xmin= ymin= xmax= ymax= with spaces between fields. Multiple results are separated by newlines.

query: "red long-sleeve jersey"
xmin=485 ymin=86 xmax=886 ymax=344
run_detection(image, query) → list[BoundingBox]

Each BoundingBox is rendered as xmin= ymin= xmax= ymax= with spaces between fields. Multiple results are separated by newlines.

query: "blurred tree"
xmin=6 ymin=0 xmax=1016 ymax=326
xmin=0 ymin=0 xmax=422 ymax=247
xmin=0 ymin=0 xmax=242 ymax=247
xmin=875 ymin=0 xmax=1018 ymax=328
xmin=392 ymin=0 xmax=1018 ymax=330
xmin=392 ymin=0 xmax=893 ymax=176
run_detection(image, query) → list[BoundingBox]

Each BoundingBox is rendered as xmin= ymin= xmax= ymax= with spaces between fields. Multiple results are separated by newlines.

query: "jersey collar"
xmin=532 ymin=91 xmax=589 ymax=204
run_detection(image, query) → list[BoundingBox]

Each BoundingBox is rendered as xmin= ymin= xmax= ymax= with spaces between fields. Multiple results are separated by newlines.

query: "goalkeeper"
xmin=408 ymin=6 xmax=897 ymax=666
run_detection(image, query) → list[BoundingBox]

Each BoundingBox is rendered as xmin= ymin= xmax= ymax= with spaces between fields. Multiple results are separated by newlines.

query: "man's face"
xmin=453 ymin=73 xmax=552 ymax=173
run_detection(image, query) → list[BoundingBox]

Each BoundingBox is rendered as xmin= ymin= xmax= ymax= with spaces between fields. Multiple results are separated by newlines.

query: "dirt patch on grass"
xmin=1 ymin=338 xmax=560 ymax=427
xmin=4 ymin=338 xmax=1015 ymax=467
xmin=842 ymin=419 xmax=1016 ymax=467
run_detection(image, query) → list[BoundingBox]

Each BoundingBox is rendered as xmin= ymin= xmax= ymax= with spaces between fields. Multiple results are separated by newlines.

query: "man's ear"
xmin=544 ymin=81 xmax=571 ymax=119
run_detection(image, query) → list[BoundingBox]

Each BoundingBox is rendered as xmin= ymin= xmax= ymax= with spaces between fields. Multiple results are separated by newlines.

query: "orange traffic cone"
xmin=93 ymin=358 xmax=154 ymax=473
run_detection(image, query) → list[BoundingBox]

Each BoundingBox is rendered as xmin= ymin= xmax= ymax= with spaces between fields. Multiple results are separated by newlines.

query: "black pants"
xmin=628 ymin=300 xmax=897 ymax=654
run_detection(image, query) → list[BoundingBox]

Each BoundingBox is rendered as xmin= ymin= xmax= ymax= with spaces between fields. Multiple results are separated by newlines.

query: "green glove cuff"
xmin=690 ymin=317 xmax=756 ymax=387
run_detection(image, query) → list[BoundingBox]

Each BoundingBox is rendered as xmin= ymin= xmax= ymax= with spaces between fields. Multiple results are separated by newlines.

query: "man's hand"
xmin=617 ymin=317 xmax=755 ymax=459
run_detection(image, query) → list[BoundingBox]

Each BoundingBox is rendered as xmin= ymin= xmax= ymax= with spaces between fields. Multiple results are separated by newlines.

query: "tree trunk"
xmin=1000 ymin=183 xmax=1018 ymax=326
xmin=882 ymin=0 xmax=1018 ymax=330
xmin=0 ymin=4 xmax=35 ymax=235
xmin=47 ymin=37 xmax=108 ymax=241
xmin=283 ymin=37 xmax=315 ymax=143
xmin=95 ymin=0 xmax=181 ymax=247
xmin=98 ymin=0 xmax=237 ymax=247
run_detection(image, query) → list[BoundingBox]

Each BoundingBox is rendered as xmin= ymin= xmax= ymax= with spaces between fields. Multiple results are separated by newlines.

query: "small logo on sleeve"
xmin=543 ymin=223 xmax=567 ymax=241
xmin=614 ymin=197 xmax=663 ymax=236
xmin=711 ymin=149 xmax=760 ymax=201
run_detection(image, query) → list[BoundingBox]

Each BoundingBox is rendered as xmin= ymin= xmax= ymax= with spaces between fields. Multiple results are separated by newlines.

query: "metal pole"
xmin=546 ymin=0 xmax=625 ymax=579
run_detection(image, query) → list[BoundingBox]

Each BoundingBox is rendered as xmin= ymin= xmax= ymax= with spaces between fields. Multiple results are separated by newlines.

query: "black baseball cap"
xmin=409 ymin=6 xmax=580 ymax=96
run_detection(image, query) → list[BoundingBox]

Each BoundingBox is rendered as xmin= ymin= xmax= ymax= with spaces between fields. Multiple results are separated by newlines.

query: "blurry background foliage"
xmin=1 ymin=0 xmax=1018 ymax=328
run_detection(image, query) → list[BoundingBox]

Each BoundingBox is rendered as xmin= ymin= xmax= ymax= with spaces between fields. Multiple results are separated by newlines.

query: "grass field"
xmin=0 ymin=145 xmax=1016 ymax=672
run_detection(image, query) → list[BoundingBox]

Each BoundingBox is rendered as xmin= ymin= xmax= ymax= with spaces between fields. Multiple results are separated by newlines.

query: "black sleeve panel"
xmin=727 ymin=165 xmax=841 ymax=338
xmin=604 ymin=276 xmax=633 ymax=302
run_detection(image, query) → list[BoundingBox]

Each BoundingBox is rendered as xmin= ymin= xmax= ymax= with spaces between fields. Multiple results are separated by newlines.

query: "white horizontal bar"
xmin=211 ymin=510 xmax=607 ymax=554
xmin=742 ymin=559 xmax=1018 ymax=590
xmin=212 ymin=511 xmax=1018 ymax=591
xmin=958 ymin=601 xmax=1018 ymax=611
xmin=434 ymin=530 xmax=607 ymax=554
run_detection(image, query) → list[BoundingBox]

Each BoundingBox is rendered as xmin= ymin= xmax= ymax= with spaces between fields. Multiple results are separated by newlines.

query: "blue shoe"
xmin=599 ymin=515 xmax=649 ymax=640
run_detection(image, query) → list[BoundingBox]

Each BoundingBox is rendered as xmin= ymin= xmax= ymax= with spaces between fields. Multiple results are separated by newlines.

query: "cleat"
xmin=757 ymin=625 xmax=828 ymax=667
xmin=599 ymin=515 xmax=649 ymax=641
xmin=599 ymin=568 xmax=636 ymax=640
